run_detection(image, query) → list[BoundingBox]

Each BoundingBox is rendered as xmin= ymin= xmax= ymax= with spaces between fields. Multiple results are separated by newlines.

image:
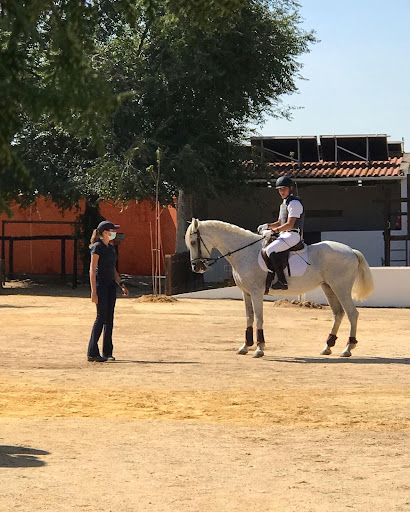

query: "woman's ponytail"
xmin=89 ymin=229 xmax=101 ymax=248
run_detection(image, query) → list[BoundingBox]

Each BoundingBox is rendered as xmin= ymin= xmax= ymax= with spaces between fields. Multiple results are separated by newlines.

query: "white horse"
xmin=185 ymin=219 xmax=374 ymax=358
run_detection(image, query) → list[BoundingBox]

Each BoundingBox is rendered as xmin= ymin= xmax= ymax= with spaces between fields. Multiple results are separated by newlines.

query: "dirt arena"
xmin=1 ymin=280 xmax=410 ymax=512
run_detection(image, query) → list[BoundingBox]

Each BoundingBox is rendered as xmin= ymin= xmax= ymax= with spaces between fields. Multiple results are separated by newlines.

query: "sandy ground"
xmin=1 ymin=280 xmax=410 ymax=512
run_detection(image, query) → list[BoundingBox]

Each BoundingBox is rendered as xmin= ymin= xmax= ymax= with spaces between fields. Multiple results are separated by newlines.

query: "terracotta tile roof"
xmin=264 ymin=157 xmax=404 ymax=179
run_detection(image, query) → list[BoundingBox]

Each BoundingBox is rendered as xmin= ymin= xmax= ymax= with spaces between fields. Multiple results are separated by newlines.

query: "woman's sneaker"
xmin=87 ymin=355 xmax=107 ymax=362
xmin=105 ymin=356 xmax=115 ymax=361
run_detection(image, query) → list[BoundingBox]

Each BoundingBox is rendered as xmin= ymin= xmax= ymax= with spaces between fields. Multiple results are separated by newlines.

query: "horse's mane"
xmin=185 ymin=219 xmax=259 ymax=248
xmin=200 ymin=220 xmax=258 ymax=239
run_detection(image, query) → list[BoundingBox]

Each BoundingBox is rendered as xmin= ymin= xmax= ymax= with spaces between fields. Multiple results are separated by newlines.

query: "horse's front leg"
xmin=251 ymin=292 xmax=265 ymax=358
xmin=237 ymin=291 xmax=254 ymax=355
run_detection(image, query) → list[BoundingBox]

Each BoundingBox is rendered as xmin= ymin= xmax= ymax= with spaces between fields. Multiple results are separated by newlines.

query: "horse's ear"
xmin=193 ymin=218 xmax=199 ymax=230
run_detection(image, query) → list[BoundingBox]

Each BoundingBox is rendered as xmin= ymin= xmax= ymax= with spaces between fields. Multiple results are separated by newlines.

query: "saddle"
xmin=261 ymin=234 xmax=305 ymax=293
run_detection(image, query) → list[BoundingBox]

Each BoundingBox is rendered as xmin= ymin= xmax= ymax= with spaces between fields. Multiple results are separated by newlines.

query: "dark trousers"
xmin=87 ymin=281 xmax=117 ymax=358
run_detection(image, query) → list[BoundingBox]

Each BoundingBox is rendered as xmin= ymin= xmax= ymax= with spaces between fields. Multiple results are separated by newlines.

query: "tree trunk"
xmin=77 ymin=198 xmax=104 ymax=281
xmin=175 ymin=189 xmax=193 ymax=253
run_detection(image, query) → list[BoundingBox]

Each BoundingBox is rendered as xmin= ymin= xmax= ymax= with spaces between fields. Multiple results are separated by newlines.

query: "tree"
xmin=0 ymin=0 xmax=247 ymax=213
xmin=10 ymin=1 xmax=315 ymax=210
xmin=76 ymin=0 xmax=315 ymax=204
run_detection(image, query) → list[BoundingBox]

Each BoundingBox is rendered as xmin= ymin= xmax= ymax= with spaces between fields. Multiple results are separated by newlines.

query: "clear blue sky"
xmin=255 ymin=0 xmax=410 ymax=151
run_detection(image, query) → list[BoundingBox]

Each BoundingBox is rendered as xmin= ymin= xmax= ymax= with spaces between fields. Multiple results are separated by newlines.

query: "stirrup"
xmin=271 ymin=280 xmax=288 ymax=290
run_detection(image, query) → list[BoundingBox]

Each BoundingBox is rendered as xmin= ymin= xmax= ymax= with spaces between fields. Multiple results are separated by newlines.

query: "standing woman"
xmin=87 ymin=220 xmax=129 ymax=362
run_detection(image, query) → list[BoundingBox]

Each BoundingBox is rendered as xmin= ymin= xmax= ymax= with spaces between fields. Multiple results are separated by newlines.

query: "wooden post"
xmin=0 ymin=258 xmax=4 ymax=287
xmin=1 ymin=220 xmax=5 ymax=261
xmin=72 ymin=237 xmax=78 ymax=289
xmin=383 ymin=225 xmax=391 ymax=266
xmin=9 ymin=239 xmax=14 ymax=278
xmin=61 ymin=238 xmax=66 ymax=277
xmin=165 ymin=254 xmax=172 ymax=296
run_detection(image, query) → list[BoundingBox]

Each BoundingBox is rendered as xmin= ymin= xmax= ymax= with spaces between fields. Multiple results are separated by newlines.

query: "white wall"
xmin=202 ymin=230 xmax=406 ymax=283
xmin=321 ymin=231 xmax=385 ymax=267
xmin=202 ymin=249 xmax=232 ymax=283
xmin=305 ymin=267 xmax=410 ymax=308
xmin=177 ymin=267 xmax=410 ymax=308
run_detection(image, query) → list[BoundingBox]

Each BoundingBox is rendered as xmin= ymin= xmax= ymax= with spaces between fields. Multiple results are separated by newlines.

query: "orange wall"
xmin=0 ymin=197 xmax=177 ymax=276
xmin=100 ymin=200 xmax=177 ymax=275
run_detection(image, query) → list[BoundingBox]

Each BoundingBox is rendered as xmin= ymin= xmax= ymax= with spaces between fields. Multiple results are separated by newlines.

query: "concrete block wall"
xmin=178 ymin=267 xmax=410 ymax=308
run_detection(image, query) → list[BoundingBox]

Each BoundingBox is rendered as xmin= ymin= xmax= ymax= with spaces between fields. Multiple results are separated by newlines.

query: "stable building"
xmin=196 ymin=134 xmax=409 ymax=282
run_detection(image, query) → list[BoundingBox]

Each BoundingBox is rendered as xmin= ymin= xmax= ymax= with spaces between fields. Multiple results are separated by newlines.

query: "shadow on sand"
xmin=264 ymin=356 xmax=410 ymax=365
xmin=108 ymin=360 xmax=200 ymax=365
xmin=0 ymin=446 xmax=50 ymax=468
xmin=0 ymin=304 xmax=44 ymax=308
xmin=1 ymin=275 xmax=155 ymax=298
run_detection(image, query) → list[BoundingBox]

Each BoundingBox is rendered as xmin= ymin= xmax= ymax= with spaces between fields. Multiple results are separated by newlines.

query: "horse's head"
xmin=185 ymin=218 xmax=210 ymax=273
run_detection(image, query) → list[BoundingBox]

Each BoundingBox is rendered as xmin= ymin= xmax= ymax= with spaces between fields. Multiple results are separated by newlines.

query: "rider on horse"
xmin=258 ymin=176 xmax=305 ymax=290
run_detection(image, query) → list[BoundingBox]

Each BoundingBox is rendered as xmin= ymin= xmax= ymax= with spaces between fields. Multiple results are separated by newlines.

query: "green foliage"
xmin=3 ymin=0 xmax=316 ymax=213
xmin=0 ymin=0 xmax=250 ymax=213
xmin=14 ymin=121 xmax=97 ymax=209
xmin=86 ymin=0 xmax=315 ymax=203
xmin=0 ymin=0 xmax=112 ymax=213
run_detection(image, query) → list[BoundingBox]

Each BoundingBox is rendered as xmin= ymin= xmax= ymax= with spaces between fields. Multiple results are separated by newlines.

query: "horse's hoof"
xmin=253 ymin=349 xmax=264 ymax=358
xmin=321 ymin=346 xmax=332 ymax=355
xmin=237 ymin=345 xmax=249 ymax=355
xmin=341 ymin=342 xmax=356 ymax=357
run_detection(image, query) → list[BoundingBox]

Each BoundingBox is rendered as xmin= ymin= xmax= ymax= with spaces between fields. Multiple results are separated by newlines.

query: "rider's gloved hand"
xmin=257 ymin=223 xmax=269 ymax=234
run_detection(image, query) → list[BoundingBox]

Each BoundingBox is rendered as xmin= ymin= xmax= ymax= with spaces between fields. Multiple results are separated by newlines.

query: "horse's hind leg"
xmin=320 ymin=283 xmax=345 ymax=355
xmin=330 ymin=286 xmax=359 ymax=357
xmin=237 ymin=291 xmax=254 ymax=355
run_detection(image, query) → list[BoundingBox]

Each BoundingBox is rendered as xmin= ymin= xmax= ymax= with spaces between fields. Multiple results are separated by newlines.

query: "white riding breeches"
xmin=265 ymin=231 xmax=301 ymax=256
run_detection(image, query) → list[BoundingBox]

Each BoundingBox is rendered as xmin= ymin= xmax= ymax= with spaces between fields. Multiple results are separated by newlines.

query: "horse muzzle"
xmin=191 ymin=259 xmax=207 ymax=274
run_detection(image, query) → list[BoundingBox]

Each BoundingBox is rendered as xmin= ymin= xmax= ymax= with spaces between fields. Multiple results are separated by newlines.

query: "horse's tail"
xmin=351 ymin=250 xmax=374 ymax=301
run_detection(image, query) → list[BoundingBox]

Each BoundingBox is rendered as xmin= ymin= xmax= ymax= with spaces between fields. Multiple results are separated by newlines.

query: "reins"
xmin=191 ymin=229 xmax=264 ymax=267
xmin=191 ymin=226 xmax=311 ymax=267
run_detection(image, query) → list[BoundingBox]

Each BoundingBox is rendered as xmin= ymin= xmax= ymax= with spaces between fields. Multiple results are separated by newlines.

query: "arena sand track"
xmin=1 ymin=287 xmax=410 ymax=512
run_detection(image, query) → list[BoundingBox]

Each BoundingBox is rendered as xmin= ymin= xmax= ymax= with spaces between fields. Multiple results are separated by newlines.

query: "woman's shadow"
xmin=0 ymin=445 xmax=49 ymax=467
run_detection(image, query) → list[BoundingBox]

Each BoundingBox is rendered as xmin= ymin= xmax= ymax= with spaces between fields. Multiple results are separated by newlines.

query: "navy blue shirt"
xmin=90 ymin=240 xmax=117 ymax=284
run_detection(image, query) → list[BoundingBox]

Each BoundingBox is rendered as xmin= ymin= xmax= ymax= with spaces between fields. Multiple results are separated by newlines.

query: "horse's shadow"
xmin=264 ymin=356 xmax=410 ymax=365
xmin=109 ymin=360 xmax=200 ymax=365
xmin=0 ymin=446 xmax=50 ymax=467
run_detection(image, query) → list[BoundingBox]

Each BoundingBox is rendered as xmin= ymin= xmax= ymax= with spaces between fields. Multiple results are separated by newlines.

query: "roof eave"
xmin=249 ymin=176 xmax=404 ymax=184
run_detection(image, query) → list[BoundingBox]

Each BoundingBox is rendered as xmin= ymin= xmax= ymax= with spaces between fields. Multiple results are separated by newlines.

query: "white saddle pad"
xmin=258 ymin=246 xmax=309 ymax=277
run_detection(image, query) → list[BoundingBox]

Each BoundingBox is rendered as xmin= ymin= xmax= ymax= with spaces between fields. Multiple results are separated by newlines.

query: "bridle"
xmin=190 ymin=229 xmax=213 ymax=268
xmin=190 ymin=228 xmax=264 ymax=268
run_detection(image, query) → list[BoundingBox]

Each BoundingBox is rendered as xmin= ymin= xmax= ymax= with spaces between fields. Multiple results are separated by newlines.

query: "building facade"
xmin=195 ymin=134 xmax=410 ymax=282
xmin=0 ymin=197 xmax=177 ymax=277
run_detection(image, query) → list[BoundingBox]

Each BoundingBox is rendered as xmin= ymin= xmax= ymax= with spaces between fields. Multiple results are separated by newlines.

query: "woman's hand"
xmin=91 ymin=291 xmax=98 ymax=304
xmin=257 ymin=223 xmax=269 ymax=234
xmin=121 ymin=285 xmax=129 ymax=297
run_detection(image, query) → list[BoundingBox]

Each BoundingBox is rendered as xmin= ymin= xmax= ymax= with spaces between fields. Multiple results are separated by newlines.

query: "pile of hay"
xmin=271 ymin=299 xmax=323 ymax=309
xmin=135 ymin=294 xmax=177 ymax=303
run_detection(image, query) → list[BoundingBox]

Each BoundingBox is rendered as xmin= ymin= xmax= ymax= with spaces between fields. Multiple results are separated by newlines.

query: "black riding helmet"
xmin=275 ymin=176 xmax=293 ymax=188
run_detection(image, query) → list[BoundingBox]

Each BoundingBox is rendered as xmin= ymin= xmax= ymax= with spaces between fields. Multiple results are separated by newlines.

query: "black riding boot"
xmin=268 ymin=252 xmax=288 ymax=290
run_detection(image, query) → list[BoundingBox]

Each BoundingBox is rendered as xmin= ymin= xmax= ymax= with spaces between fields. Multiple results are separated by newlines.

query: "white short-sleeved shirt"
xmin=286 ymin=199 xmax=303 ymax=218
